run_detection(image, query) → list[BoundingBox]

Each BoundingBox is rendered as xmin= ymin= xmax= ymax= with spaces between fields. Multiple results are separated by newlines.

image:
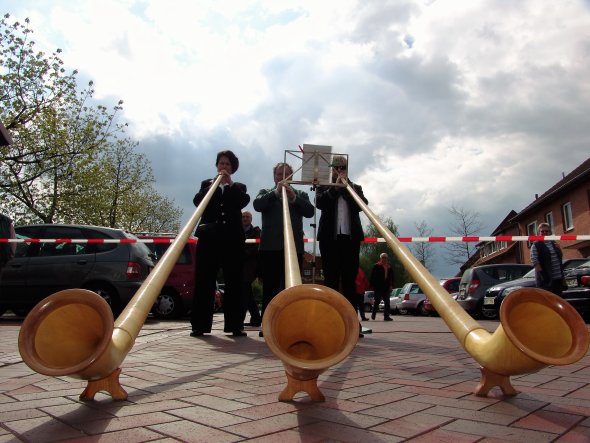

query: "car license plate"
xmin=566 ymin=278 xmax=577 ymax=288
xmin=483 ymin=297 xmax=495 ymax=305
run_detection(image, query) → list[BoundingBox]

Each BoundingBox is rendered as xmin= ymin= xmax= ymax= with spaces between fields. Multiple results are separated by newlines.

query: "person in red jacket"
xmin=355 ymin=267 xmax=369 ymax=321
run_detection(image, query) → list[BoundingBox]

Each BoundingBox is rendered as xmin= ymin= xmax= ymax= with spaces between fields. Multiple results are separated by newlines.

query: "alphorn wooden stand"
xmin=279 ymin=374 xmax=325 ymax=402
xmin=80 ymin=368 xmax=128 ymax=401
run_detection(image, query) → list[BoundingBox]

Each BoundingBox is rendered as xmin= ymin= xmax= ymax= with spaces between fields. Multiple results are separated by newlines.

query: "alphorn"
xmin=18 ymin=175 xmax=224 ymax=400
xmin=342 ymin=177 xmax=590 ymax=396
xmin=261 ymin=186 xmax=359 ymax=402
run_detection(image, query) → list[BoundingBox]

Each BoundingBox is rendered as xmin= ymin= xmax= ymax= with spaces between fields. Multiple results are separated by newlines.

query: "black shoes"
xmin=371 ymin=314 xmax=376 ymax=320
xmin=361 ymin=317 xmax=369 ymax=321
xmin=244 ymin=322 xmax=261 ymax=327
xmin=258 ymin=331 xmax=264 ymax=337
xmin=384 ymin=317 xmax=393 ymax=321
xmin=190 ymin=331 xmax=204 ymax=337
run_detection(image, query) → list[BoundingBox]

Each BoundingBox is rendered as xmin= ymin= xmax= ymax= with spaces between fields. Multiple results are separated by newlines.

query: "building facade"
xmin=463 ymin=158 xmax=590 ymax=271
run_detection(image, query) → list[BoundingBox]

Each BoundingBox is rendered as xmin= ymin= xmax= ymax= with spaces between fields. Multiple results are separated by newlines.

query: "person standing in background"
xmin=531 ymin=222 xmax=565 ymax=296
xmin=370 ymin=253 xmax=394 ymax=321
xmin=241 ymin=211 xmax=262 ymax=327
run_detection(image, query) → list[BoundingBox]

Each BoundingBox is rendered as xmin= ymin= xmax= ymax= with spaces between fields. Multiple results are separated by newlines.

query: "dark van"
xmin=0 ymin=224 xmax=154 ymax=316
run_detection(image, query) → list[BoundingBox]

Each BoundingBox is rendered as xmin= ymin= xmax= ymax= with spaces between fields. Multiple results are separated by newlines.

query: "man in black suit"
xmin=241 ymin=211 xmax=262 ymax=327
xmin=316 ymin=155 xmax=368 ymax=335
xmin=191 ymin=150 xmax=250 ymax=337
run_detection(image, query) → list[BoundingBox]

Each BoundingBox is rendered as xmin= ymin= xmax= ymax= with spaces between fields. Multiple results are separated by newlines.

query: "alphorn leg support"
xmin=80 ymin=368 xmax=128 ymax=401
xmin=278 ymin=373 xmax=325 ymax=402
xmin=474 ymin=367 xmax=518 ymax=397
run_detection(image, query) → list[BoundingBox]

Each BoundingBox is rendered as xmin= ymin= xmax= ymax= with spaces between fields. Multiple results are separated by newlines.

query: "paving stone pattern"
xmin=1 ymin=314 xmax=590 ymax=442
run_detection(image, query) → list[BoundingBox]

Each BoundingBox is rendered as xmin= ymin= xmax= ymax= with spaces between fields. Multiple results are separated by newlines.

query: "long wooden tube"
xmin=262 ymin=185 xmax=359 ymax=401
xmin=18 ymin=175 xmax=224 ymax=399
xmin=343 ymin=178 xmax=590 ymax=396
xmin=281 ymin=186 xmax=302 ymax=288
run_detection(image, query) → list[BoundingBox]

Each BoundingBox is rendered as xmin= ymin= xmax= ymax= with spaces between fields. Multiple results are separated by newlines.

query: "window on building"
xmin=544 ymin=212 xmax=554 ymax=233
xmin=527 ymin=222 xmax=537 ymax=247
xmin=562 ymin=202 xmax=574 ymax=231
xmin=480 ymin=241 xmax=508 ymax=258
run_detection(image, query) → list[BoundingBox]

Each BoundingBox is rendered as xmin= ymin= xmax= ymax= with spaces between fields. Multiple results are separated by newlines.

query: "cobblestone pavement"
xmin=1 ymin=312 xmax=590 ymax=442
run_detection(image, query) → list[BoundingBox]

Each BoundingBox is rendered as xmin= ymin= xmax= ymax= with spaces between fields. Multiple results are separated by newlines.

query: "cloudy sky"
xmin=4 ymin=0 xmax=590 ymax=277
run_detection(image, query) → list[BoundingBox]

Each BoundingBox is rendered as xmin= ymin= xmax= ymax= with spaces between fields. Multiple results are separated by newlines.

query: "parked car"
xmin=395 ymin=282 xmax=427 ymax=315
xmin=422 ymin=277 xmax=461 ymax=316
xmin=562 ymin=259 xmax=590 ymax=319
xmin=136 ymin=233 xmax=197 ymax=319
xmin=0 ymin=224 xmax=155 ymax=316
xmin=215 ymin=281 xmax=224 ymax=312
xmin=456 ymin=264 xmax=532 ymax=318
xmin=563 ymin=258 xmax=590 ymax=273
xmin=482 ymin=268 xmax=536 ymax=319
xmin=378 ymin=287 xmax=403 ymax=313
xmin=482 ymin=258 xmax=588 ymax=320
xmin=362 ymin=290 xmax=375 ymax=313
xmin=564 ymin=259 xmax=590 ymax=291
xmin=137 ymin=234 xmax=225 ymax=318
xmin=364 ymin=288 xmax=402 ymax=313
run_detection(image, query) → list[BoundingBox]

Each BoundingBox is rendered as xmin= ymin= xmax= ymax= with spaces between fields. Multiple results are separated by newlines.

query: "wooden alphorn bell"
xmin=342 ymin=176 xmax=589 ymax=396
xmin=18 ymin=175 xmax=224 ymax=400
xmin=261 ymin=185 xmax=359 ymax=402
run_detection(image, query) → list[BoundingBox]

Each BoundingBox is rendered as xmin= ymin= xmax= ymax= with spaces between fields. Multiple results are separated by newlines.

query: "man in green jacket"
xmin=253 ymin=162 xmax=314 ymax=328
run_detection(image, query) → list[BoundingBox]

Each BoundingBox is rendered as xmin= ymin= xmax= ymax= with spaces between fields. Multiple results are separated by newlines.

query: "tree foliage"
xmin=0 ymin=14 xmax=181 ymax=231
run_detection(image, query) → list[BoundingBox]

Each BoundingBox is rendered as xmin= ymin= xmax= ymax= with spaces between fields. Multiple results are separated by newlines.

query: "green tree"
xmin=360 ymin=216 xmax=410 ymax=288
xmin=0 ymin=14 xmax=181 ymax=231
xmin=60 ymin=139 xmax=182 ymax=232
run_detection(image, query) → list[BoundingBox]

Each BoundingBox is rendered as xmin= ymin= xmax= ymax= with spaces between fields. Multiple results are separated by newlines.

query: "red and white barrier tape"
xmin=1 ymin=235 xmax=589 ymax=244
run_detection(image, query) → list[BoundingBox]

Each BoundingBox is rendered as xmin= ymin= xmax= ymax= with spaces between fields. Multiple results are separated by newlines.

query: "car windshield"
xmin=523 ymin=269 xmax=536 ymax=278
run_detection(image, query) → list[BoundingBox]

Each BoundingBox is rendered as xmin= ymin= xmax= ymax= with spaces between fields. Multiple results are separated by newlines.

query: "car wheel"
xmin=418 ymin=302 xmax=429 ymax=316
xmin=398 ymin=308 xmax=408 ymax=315
xmin=85 ymin=284 xmax=121 ymax=315
xmin=153 ymin=291 xmax=183 ymax=320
